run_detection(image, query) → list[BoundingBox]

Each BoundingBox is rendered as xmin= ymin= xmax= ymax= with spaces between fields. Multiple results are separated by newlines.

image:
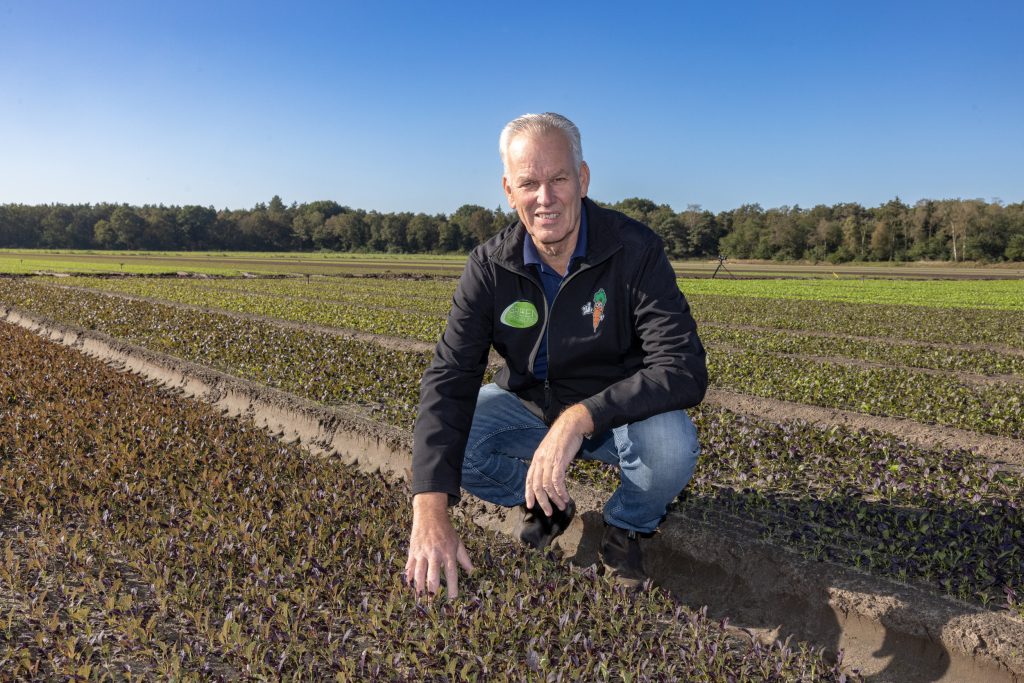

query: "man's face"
xmin=502 ymin=130 xmax=590 ymax=255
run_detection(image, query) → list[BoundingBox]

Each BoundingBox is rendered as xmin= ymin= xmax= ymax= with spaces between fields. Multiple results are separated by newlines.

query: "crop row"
xmin=0 ymin=280 xmax=430 ymax=428
xmin=1 ymin=279 xmax=1020 ymax=615
xmin=10 ymin=279 xmax=1023 ymax=439
xmin=0 ymin=250 xmax=470 ymax=277
xmin=58 ymin=274 xmax=459 ymax=309
xmin=51 ymin=275 xmax=1024 ymax=363
xmin=687 ymin=293 xmax=1024 ymax=350
xmin=700 ymin=325 xmax=1024 ymax=378
xmin=712 ymin=349 xmax=1023 ymax=439
xmin=679 ymin=277 xmax=1024 ymax=312
xmin=0 ymin=320 xmax=851 ymax=680
xmin=60 ymin=271 xmax=1024 ymax=315
xmin=51 ymin=276 xmax=449 ymax=342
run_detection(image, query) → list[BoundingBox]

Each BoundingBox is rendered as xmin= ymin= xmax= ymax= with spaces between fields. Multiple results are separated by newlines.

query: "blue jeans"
xmin=461 ymin=383 xmax=700 ymax=534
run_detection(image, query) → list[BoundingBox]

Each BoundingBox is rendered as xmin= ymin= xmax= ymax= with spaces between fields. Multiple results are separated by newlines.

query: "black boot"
xmin=600 ymin=523 xmax=646 ymax=588
xmin=516 ymin=499 xmax=576 ymax=550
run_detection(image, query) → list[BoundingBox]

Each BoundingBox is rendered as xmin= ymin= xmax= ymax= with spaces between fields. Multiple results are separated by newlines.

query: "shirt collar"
xmin=522 ymin=201 xmax=588 ymax=274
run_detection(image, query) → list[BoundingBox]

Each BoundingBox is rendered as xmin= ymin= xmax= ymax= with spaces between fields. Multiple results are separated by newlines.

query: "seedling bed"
xmin=2 ymin=308 xmax=1021 ymax=681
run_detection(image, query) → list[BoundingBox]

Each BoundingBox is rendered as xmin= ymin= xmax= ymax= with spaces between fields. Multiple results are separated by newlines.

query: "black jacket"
xmin=411 ymin=197 xmax=707 ymax=502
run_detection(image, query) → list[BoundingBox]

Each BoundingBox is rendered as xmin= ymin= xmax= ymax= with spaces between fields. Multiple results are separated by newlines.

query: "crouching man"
xmin=405 ymin=112 xmax=707 ymax=598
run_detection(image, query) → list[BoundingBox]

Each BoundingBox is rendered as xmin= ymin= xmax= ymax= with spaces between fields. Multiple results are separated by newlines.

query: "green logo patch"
xmin=499 ymin=300 xmax=539 ymax=328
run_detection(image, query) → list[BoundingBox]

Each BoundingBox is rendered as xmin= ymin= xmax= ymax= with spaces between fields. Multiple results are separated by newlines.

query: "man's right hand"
xmin=405 ymin=492 xmax=474 ymax=599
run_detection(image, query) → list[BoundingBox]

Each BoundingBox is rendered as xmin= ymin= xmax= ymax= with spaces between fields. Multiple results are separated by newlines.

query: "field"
xmin=0 ymin=250 xmax=472 ymax=277
xmin=4 ymin=247 xmax=1024 ymax=279
xmin=1 ymin=253 xmax=1023 ymax=680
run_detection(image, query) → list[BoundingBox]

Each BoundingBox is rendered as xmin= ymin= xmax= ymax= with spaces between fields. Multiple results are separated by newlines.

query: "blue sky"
xmin=2 ymin=1 xmax=1022 ymax=214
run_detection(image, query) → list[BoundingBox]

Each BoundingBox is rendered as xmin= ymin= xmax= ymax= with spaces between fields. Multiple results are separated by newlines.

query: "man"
xmin=405 ymin=113 xmax=707 ymax=598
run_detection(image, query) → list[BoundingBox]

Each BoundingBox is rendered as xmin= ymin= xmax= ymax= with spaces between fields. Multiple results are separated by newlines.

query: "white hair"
xmin=499 ymin=112 xmax=583 ymax=175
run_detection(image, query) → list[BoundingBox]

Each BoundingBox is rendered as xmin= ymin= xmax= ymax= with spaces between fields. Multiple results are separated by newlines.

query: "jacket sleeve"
xmin=580 ymin=243 xmax=707 ymax=435
xmin=410 ymin=251 xmax=495 ymax=503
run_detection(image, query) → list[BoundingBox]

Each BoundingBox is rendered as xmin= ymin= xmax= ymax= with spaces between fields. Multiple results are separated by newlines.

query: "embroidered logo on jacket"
xmin=581 ymin=288 xmax=607 ymax=332
xmin=499 ymin=300 xmax=539 ymax=328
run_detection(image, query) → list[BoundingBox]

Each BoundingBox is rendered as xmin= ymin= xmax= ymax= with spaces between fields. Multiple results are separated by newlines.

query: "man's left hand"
xmin=525 ymin=404 xmax=594 ymax=516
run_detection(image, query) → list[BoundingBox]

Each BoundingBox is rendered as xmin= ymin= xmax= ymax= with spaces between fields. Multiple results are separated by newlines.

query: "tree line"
xmin=2 ymin=195 xmax=1022 ymax=262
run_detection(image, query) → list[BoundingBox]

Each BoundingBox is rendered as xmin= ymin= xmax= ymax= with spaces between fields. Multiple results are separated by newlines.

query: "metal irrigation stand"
xmin=711 ymin=255 xmax=736 ymax=279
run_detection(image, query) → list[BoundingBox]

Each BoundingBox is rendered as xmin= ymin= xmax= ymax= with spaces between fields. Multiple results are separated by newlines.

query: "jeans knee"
xmin=460 ymin=444 xmax=523 ymax=505
xmin=626 ymin=411 xmax=700 ymax=490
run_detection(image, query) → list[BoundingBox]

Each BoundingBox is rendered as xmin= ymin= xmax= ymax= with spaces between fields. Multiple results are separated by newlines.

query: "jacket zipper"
xmin=493 ymin=245 xmax=620 ymax=418
xmin=539 ymin=262 xmax=593 ymax=413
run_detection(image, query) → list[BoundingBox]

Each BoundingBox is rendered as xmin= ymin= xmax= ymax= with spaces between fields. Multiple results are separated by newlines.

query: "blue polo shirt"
xmin=522 ymin=203 xmax=588 ymax=380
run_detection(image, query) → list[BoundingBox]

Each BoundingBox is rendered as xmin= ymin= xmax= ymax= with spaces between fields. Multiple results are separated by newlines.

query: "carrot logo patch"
xmin=581 ymin=288 xmax=606 ymax=332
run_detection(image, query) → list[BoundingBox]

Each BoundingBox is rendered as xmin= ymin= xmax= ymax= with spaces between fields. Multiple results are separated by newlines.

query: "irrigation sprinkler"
xmin=711 ymin=255 xmax=736 ymax=279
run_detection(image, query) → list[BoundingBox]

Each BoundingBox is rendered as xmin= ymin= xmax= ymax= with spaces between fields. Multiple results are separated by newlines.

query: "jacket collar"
xmin=523 ymin=202 xmax=588 ymax=275
xmin=493 ymin=197 xmax=623 ymax=272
